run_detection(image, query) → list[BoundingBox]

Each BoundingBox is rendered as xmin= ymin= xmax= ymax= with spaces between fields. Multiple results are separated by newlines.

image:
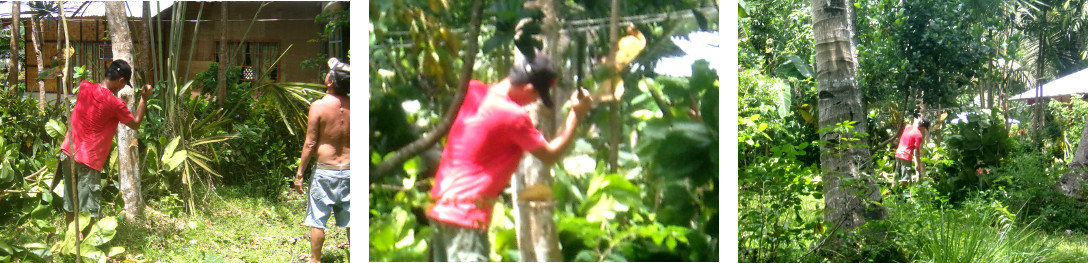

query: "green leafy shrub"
xmin=738 ymin=68 xmax=823 ymax=263
xmin=987 ymin=149 xmax=1088 ymax=233
xmin=938 ymin=109 xmax=1011 ymax=202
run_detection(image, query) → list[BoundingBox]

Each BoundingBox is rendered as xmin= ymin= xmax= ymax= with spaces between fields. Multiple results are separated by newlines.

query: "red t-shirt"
xmin=427 ymin=80 xmax=549 ymax=229
xmin=895 ymin=124 xmax=924 ymax=160
xmin=61 ymin=80 xmax=135 ymax=171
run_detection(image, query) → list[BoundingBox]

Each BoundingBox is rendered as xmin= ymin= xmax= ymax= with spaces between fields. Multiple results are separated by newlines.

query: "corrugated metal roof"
xmin=1010 ymin=68 xmax=1088 ymax=100
xmin=0 ymin=1 xmax=172 ymax=18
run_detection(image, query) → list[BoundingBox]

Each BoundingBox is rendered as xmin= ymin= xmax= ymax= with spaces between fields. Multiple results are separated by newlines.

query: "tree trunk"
xmin=106 ymin=2 xmax=143 ymax=220
xmin=1059 ymin=115 xmax=1088 ymax=198
xmin=513 ymin=0 xmax=565 ymax=261
xmin=29 ymin=15 xmax=44 ymax=110
xmin=1034 ymin=11 xmax=1047 ymax=145
xmin=810 ymin=0 xmax=884 ymax=233
xmin=54 ymin=6 xmax=64 ymax=109
xmin=216 ymin=2 xmax=228 ymax=108
xmin=139 ymin=2 xmax=153 ymax=84
xmin=606 ymin=0 xmax=621 ymax=173
xmin=9 ymin=2 xmax=19 ymax=91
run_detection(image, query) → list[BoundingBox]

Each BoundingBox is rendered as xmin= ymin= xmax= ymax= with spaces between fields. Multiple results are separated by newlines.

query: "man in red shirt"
xmin=58 ymin=59 xmax=150 ymax=234
xmin=427 ymin=52 xmax=593 ymax=261
xmin=892 ymin=117 xmax=931 ymax=189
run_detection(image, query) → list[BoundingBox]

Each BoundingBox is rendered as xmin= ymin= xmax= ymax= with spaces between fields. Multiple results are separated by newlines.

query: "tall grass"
xmin=884 ymin=187 xmax=1052 ymax=263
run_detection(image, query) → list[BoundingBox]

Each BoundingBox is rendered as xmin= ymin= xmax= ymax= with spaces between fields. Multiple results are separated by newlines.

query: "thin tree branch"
xmin=373 ymin=0 xmax=485 ymax=176
xmin=2 ymin=190 xmax=44 ymax=194
xmin=23 ymin=165 xmax=48 ymax=182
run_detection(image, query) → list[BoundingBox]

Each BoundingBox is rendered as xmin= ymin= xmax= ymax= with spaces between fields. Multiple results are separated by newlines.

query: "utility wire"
xmin=372 ymin=7 xmax=717 ymax=50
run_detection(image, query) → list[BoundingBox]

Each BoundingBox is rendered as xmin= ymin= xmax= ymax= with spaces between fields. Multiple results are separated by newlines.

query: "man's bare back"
xmin=308 ymin=94 xmax=350 ymax=165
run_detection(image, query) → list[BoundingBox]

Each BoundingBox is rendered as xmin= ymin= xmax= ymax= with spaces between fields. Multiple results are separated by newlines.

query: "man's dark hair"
xmin=918 ymin=117 xmax=932 ymax=130
xmin=329 ymin=70 xmax=349 ymax=95
xmin=106 ymin=60 xmax=132 ymax=86
xmin=509 ymin=51 xmax=557 ymax=107
xmin=327 ymin=57 xmax=350 ymax=96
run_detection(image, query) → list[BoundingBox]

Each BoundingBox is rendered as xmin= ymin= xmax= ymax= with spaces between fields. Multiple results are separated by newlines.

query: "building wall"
xmin=24 ymin=18 xmax=149 ymax=93
xmin=164 ymin=1 xmax=330 ymax=89
xmin=23 ymin=1 xmax=342 ymax=94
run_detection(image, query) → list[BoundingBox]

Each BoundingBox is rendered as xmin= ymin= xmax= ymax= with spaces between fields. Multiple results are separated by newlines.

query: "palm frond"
xmin=258 ymin=81 xmax=326 ymax=135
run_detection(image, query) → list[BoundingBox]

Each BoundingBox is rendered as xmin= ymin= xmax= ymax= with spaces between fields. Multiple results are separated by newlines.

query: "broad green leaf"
xmin=79 ymin=244 xmax=106 ymax=263
xmin=0 ymin=240 xmax=11 ymax=255
xmin=162 ymin=136 xmax=181 ymax=166
xmin=164 ymin=150 xmax=188 ymax=171
xmin=23 ymin=242 xmax=50 ymax=260
xmin=30 ymin=204 xmax=50 ymax=220
xmin=83 ymin=216 xmax=118 ymax=247
xmin=786 ymin=54 xmax=814 ymax=78
xmin=46 ymin=119 xmax=67 ymax=139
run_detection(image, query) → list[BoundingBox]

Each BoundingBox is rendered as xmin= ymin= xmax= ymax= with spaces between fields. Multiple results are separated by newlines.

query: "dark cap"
xmin=107 ymin=60 xmax=133 ymax=87
xmin=510 ymin=52 xmax=557 ymax=107
xmin=918 ymin=117 xmax=932 ymax=130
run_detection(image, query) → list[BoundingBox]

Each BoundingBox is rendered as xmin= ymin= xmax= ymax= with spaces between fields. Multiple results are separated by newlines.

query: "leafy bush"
xmin=738 ymin=68 xmax=823 ymax=263
xmin=987 ymin=148 xmax=1088 ymax=233
xmin=1048 ymin=97 xmax=1088 ymax=163
xmin=937 ymin=109 xmax=1012 ymax=202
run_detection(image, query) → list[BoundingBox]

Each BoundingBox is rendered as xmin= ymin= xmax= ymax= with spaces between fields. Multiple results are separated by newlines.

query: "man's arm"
xmin=122 ymin=85 xmax=151 ymax=130
xmin=294 ymin=103 xmax=322 ymax=193
xmin=528 ymin=90 xmax=593 ymax=164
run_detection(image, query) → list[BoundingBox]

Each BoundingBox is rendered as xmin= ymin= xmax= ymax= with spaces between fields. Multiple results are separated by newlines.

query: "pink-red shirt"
xmin=427 ymin=80 xmax=549 ymax=229
xmin=895 ymin=124 xmax=924 ymax=160
xmin=61 ymin=80 xmax=135 ymax=171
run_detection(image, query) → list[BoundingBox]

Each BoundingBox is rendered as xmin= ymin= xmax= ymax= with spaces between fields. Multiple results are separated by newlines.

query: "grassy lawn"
xmin=1046 ymin=232 xmax=1088 ymax=263
xmin=23 ymin=186 xmax=350 ymax=262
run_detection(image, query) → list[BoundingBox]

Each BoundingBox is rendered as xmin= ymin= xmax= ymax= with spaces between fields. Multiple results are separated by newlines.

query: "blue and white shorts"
xmin=305 ymin=164 xmax=350 ymax=229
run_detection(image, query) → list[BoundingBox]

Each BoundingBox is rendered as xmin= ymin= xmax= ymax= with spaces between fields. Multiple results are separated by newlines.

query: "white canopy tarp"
xmin=1010 ymin=68 xmax=1088 ymax=101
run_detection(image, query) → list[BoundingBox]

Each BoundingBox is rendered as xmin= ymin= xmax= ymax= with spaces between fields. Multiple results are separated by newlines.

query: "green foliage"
xmin=739 ymin=68 xmax=823 ymax=263
xmin=51 ymin=213 xmax=125 ymax=263
xmin=369 ymin=156 xmax=431 ymax=262
xmin=1048 ymin=97 xmax=1088 ymax=162
xmin=938 ymin=110 xmax=1012 ymax=202
xmin=193 ymin=62 xmax=247 ymax=109
xmin=0 ymin=83 xmax=67 ymax=262
xmin=739 ymin=0 xmax=813 ymax=75
xmin=874 ymin=188 xmax=1052 ymax=263
xmin=856 ymin=0 xmax=999 ymax=109
xmin=369 ymin=206 xmax=429 ymax=262
xmin=987 ymin=147 xmax=1088 ymax=233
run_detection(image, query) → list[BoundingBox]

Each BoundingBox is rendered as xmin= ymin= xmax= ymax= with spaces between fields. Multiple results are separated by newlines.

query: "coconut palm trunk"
xmin=810 ymin=0 xmax=884 ymax=232
xmin=106 ymin=2 xmax=144 ymax=220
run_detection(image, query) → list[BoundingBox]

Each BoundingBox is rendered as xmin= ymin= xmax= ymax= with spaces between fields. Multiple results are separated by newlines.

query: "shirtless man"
xmin=293 ymin=58 xmax=350 ymax=263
